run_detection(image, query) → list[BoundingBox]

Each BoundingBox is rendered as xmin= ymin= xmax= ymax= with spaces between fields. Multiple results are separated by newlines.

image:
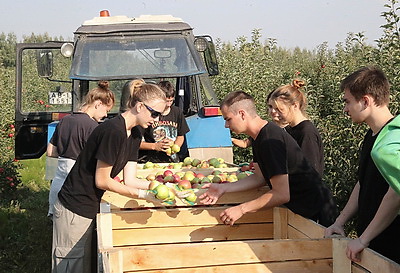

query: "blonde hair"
xmin=82 ymin=80 xmax=115 ymax=109
xmin=270 ymin=79 xmax=307 ymax=115
xmin=127 ymin=83 xmax=166 ymax=109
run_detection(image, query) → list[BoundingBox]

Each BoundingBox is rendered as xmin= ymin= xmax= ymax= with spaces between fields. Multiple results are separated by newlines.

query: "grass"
xmin=0 ymin=156 xmax=52 ymax=273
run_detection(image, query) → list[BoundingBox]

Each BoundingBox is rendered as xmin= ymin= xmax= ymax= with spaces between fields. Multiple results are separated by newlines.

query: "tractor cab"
xmin=15 ymin=12 xmax=233 ymax=169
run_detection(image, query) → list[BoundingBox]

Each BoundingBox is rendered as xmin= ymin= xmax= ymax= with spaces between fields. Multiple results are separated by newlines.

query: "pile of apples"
xmin=145 ymin=169 xmax=242 ymax=188
xmin=141 ymin=157 xmax=230 ymax=170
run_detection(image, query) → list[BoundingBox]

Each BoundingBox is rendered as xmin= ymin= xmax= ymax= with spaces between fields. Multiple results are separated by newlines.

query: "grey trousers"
xmin=52 ymin=198 xmax=94 ymax=273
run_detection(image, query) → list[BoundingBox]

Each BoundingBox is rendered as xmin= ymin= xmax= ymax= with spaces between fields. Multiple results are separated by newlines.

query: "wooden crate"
xmin=98 ymin=189 xmax=400 ymax=273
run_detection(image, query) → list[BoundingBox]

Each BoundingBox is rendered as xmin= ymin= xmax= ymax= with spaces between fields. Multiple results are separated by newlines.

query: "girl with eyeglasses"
xmin=51 ymin=83 xmax=166 ymax=273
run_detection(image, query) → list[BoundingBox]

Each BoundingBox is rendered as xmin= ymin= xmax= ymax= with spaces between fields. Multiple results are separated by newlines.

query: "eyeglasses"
xmin=143 ymin=103 xmax=162 ymax=118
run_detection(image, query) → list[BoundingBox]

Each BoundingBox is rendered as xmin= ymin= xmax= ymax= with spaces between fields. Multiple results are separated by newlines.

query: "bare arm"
xmin=199 ymin=170 xmax=266 ymax=204
xmin=220 ymin=173 xmax=290 ymax=225
xmin=140 ymin=139 xmax=171 ymax=152
xmin=46 ymin=143 xmax=58 ymax=158
xmin=122 ymin=161 xmax=150 ymax=190
xmin=325 ymin=182 xmax=360 ymax=237
xmin=174 ymin=135 xmax=185 ymax=147
xmin=231 ymin=137 xmax=251 ymax=148
xmin=241 ymin=174 xmax=289 ymax=213
xmin=95 ymin=160 xmax=146 ymax=198
xmin=346 ymin=187 xmax=400 ymax=262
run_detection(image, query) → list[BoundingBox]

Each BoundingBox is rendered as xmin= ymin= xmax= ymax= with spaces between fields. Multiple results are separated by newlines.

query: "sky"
xmin=0 ymin=0 xmax=388 ymax=50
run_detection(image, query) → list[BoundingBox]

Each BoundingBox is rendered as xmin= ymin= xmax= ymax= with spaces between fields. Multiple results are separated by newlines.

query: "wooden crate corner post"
xmin=332 ymin=237 xmax=351 ymax=273
xmin=273 ymin=206 xmax=288 ymax=239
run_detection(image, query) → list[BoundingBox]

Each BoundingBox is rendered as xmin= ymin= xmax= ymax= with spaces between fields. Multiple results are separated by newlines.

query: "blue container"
xmin=185 ymin=115 xmax=232 ymax=148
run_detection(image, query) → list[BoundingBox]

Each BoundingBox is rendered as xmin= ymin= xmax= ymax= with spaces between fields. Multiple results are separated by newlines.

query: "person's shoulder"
xmin=170 ymin=105 xmax=183 ymax=114
xmin=297 ymin=120 xmax=316 ymax=129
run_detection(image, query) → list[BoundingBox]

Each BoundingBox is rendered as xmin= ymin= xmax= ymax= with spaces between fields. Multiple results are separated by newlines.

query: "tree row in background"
xmin=0 ymin=0 xmax=399 ymax=218
xmin=211 ymin=0 xmax=400 ymax=218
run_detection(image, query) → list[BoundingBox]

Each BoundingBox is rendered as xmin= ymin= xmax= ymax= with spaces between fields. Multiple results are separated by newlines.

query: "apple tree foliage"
xmin=211 ymin=0 xmax=400 ymax=213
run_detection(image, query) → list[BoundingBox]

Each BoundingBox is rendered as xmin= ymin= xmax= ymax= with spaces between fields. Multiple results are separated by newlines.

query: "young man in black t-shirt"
xmin=199 ymin=90 xmax=337 ymax=227
xmin=324 ymin=66 xmax=400 ymax=264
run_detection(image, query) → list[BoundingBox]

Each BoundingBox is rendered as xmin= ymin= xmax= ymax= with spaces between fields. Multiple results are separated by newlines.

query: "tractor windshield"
xmin=71 ymin=36 xmax=206 ymax=80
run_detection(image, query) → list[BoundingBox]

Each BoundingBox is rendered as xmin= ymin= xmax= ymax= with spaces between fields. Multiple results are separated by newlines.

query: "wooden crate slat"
xmin=110 ymin=206 xmax=272 ymax=229
xmin=118 ymin=239 xmax=332 ymax=271
xmin=125 ymin=259 xmax=332 ymax=273
xmin=287 ymin=210 xmax=325 ymax=238
xmin=287 ymin=225 xmax=310 ymax=239
xmin=101 ymin=187 xmax=269 ymax=210
xmin=332 ymin=237 xmax=400 ymax=273
xmin=356 ymin=248 xmax=400 ymax=272
xmin=112 ymin=223 xmax=273 ymax=246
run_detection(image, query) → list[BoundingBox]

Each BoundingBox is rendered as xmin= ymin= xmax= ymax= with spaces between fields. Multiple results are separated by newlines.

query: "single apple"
xmin=191 ymin=177 xmax=201 ymax=184
xmin=196 ymin=173 xmax=205 ymax=179
xmin=227 ymin=174 xmax=238 ymax=182
xmin=146 ymin=174 xmax=156 ymax=181
xmin=183 ymin=157 xmax=192 ymax=166
xmin=171 ymin=144 xmax=180 ymax=153
xmin=155 ymin=174 xmax=165 ymax=182
xmin=183 ymin=171 xmax=196 ymax=182
xmin=166 ymin=188 xmax=176 ymax=201
xmin=237 ymin=172 xmax=248 ymax=180
xmin=191 ymin=158 xmax=201 ymax=167
xmin=201 ymin=177 xmax=211 ymax=184
xmin=163 ymin=170 xmax=173 ymax=177
xmin=172 ymin=174 xmax=181 ymax=183
xmin=149 ymin=180 xmax=161 ymax=190
xmin=185 ymin=192 xmax=197 ymax=203
xmin=155 ymin=184 xmax=170 ymax=200
xmin=163 ymin=175 xmax=175 ymax=183
xmin=212 ymin=175 xmax=222 ymax=183
xmin=178 ymin=180 xmax=192 ymax=190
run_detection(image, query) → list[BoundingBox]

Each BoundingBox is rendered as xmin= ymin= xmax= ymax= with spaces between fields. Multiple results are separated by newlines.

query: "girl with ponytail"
xmin=269 ymin=79 xmax=324 ymax=177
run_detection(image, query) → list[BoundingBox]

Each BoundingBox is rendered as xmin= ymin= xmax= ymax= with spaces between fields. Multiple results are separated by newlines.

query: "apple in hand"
xmin=149 ymin=180 xmax=161 ymax=190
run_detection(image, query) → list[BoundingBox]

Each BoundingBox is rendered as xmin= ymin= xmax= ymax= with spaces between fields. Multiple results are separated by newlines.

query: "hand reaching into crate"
xmin=198 ymin=183 xmax=226 ymax=204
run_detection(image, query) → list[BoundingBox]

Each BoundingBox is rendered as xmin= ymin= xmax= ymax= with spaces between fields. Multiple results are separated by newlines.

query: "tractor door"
xmin=15 ymin=43 xmax=73 ymax=159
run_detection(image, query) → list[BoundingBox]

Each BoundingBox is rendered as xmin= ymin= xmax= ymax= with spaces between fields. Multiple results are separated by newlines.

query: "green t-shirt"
xmin=371 ymin=115 xmax=400 ymax=196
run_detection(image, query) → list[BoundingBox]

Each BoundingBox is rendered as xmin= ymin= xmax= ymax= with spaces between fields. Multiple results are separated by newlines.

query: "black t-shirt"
xmin=58 ymin=115 xmax=142 ymax=219
xmin=286 ymin=120 xmax=324 ymax=177
xmin=140 ymin=105 xmax=190 ymax=162
xmin=50 ymin=112 xmax=98 ymax=160
xmin=252 ymin=122 xmax=337 ymax=225
xmin=357 ymin=129 xmax=400 ymax=262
